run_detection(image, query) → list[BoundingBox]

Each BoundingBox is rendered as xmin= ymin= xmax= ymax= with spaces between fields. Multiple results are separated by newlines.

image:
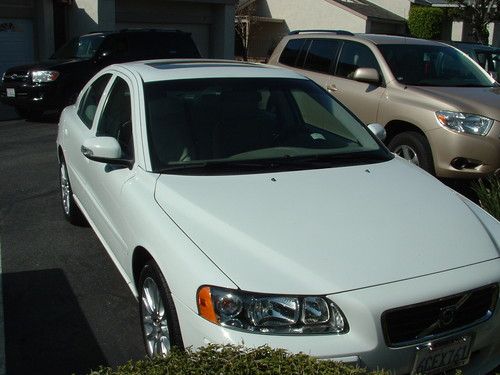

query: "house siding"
xmin=261 ymin=0 xmax=366 ymax=33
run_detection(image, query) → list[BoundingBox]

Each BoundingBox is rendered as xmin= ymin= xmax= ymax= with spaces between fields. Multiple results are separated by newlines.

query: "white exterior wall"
xmin=366 ymin=0 xmax=410 ymax=18
xmin=451 ymin=21 xmax=463 ymax=42
xmin=262 ymin=0 xmax=366 ymax=33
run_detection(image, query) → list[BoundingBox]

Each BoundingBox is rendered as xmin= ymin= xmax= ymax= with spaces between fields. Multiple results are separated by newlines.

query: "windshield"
xmin=378 ymin=44 xmax=495 ymax=87
xmin=144 ymin=78 xmax=390 ymax=174
xmin=51 ymin=35 xmax=105 ymax=59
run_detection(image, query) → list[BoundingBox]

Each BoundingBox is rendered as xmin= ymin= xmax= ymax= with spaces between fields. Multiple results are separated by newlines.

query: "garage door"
xmin=0 ymin=18 xmax=34 ymax=76
xmin=116 ymin=23 xmax=210 ymax=58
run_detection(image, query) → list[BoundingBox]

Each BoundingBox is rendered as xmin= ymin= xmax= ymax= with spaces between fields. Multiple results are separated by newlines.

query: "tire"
xmin=139 ymin=260 xmax=184 ymax=357
xmin=388 ymin=131 xmax=435 ymax=175
xmin=15 ymin=107 xmax=43 ymax=121
xmin=59 ymin=158 xmax=86 ymax=225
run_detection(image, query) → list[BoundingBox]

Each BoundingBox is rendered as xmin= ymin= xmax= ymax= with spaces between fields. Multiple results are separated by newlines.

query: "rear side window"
xmin=77 ymin=73 xmax=111 ymax=129
xmin=303 ymin=39 xmax=340 ymax=74
xmin=336 ymin=41 xmax=381 ymax=79
xmin=279 ymin=39 xmax=305 ymax=67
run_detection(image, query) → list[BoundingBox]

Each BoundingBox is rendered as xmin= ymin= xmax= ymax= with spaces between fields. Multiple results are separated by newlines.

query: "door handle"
xmin=326 ymin=84 xmax=338 ymax=92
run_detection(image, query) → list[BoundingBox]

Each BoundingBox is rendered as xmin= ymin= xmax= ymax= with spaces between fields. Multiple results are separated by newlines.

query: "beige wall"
xmin=366 ymin=0 xmax=410 ymax=19
xmin=262 ymin=0 xmax=366 ymax=33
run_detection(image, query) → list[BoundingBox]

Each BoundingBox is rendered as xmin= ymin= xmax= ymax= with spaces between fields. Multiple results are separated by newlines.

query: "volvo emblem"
xmin=439 ymin=305 xmax=457 ymax=326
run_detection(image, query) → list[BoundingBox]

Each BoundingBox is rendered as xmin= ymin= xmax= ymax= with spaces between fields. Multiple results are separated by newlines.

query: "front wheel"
xmin=388 ymin=131 xmax=435 ymax=175
xmin=139 ymin=260 xmax=184 ymax=357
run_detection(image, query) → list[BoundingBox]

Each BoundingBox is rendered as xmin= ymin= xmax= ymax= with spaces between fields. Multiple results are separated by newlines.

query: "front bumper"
xmin=173 ymin=258 xmax=500 ymax=374
xmin=427 ymin=121 xmax=500 ymax=179
xmin=0 ymin=81 xmax=62 ymax=111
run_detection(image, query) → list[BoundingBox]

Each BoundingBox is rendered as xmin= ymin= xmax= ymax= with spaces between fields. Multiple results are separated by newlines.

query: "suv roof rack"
xmin=288 ymin=29 xmax=354 ymax=36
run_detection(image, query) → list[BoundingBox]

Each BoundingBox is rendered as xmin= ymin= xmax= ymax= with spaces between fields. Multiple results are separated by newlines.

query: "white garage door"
xmin=0 ymin=18 xmax=34 ymax=76
xmin=116 ymin=23 xmax=210 ymax=58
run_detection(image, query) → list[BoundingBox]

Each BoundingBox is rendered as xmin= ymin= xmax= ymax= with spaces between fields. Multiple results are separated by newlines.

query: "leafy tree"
xmin=235 ymin=0 xmax=260 ymax=60
xmin=447 ymin=0 xmax=500 ymax=44
xmin=408 ymin=6 xmax=445 ymax=39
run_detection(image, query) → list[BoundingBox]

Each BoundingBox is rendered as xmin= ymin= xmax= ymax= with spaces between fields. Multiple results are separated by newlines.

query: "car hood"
xmin=408 ymin=85 xmax=500 ymax=122
xmin=154 ymin=158 xmax=499 ymax=295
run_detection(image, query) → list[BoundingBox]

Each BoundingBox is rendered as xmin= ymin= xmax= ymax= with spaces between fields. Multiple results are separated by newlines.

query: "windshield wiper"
xmin=156 ymin=152 xmax=390 ymax=174
xmin=156 ymin=160 xmax=276 ymax=174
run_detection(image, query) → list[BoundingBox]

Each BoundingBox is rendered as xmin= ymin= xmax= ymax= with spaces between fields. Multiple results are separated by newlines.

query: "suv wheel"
xmin=388 ymin=131 xmax=435 ymax=174
xmin=139 ymin=260 xmax=184 ymax=357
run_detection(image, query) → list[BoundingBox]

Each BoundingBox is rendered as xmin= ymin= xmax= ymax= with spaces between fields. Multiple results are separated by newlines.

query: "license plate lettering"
xmin=412 ymin=335 xmax=472 ymax=375
xmin=6 ymin=88 xmax=15 ymax=97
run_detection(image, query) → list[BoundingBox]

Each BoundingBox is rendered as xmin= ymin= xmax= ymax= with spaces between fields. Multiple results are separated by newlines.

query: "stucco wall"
xmin=260 ymin=0 xmax=366 ymax=33
xmin=366 ymin=0 xmax=410 ymax=19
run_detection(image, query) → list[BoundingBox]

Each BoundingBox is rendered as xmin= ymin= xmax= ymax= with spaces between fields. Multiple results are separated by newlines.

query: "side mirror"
xmin=81 ymin=137 xmax=131 ymax=166
xmin=367 ymin=123 xmax=386 ymax=142
xmin=353 ymin=68 xmax=380 ymax=84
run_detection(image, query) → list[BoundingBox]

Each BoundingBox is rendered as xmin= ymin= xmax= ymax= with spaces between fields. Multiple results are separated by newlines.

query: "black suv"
xmin=0 ymin=29 xmax=200 ymax=119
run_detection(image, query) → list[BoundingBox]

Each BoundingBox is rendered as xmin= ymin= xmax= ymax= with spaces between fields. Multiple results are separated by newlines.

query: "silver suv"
xmin=268 ymin=31 xmax=500 ymax=178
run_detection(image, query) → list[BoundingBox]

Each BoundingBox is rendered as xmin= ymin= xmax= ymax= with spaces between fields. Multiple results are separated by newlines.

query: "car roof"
xmin=83 ymin=29 xmax=190 ymax=38
xmin=356 ymin=34 xmax=449 ymax=46
xmin=282 ymin=31 xmax=451 ymax=47
xmin=450 ymin=41 xmax=500 ymax=53
xmin=117 ymin=59 xmax=309 ymax=82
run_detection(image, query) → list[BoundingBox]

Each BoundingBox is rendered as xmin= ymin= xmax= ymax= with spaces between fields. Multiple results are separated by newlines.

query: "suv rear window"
xmin=279 ymin=39 xmax=305 ymax=67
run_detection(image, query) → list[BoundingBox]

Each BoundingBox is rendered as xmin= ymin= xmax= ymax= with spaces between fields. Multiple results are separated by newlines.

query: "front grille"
xmin=382 ymin=284 xmax=498 ymax=347
xmin=3 ymin=70 xmax=30 ymax=83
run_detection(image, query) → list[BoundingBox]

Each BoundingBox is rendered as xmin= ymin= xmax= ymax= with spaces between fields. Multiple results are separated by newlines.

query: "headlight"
xmin=435 ymin=110 xmax=493 ymax=136
xmin=197 ymin=286 xmax=348 ymax=334
xmin=31 ymin=70 xmax=60 ymax=83
xmin=1 ymin=72 xmax=5 ymax=82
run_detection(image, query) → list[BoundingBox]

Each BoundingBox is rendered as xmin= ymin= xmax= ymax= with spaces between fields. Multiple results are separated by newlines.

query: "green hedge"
xmin=408 ymin=5 xmax=445 ymax=40
xmin=473 ymin=173 xmax=500 ymax=220
xmin=88 ymin=345 xmax=391 ymax=375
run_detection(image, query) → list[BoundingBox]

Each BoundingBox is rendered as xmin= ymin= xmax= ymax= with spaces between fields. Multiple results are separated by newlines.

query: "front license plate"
xmin=6 ymin=88 xmax=15 ymax=97
xmin=411 ymin=335 xmax=473 ymax=375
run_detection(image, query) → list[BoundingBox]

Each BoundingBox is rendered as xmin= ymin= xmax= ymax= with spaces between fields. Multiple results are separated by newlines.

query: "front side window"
xmin=97 ymin=77 xmax=133 ymax=159
xmin=144 ymin=78 xmax=390 ymax=174
xmin=303 ymin=39 xmax=341 ymax=74
xmin=77 ymin=74 xmax=112 ymax=129
xmin=336 ymin=41 xmax=381 ymax=79
xmin=379 ymin=44 xmax=495 ymax=87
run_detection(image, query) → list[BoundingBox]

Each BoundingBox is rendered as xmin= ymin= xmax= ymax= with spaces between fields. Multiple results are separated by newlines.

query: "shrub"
xmin=88 ymin=345 xmax=391 ymax=375
xmin=472 ymin=173 xmax=500 ymax=220
xmin=408 ymin=5 xmax=445 ymax=40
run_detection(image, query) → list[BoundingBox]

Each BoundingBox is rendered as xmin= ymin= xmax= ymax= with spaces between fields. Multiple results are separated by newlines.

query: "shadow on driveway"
xmin=3 ymin=268 xmax=108 ymax=375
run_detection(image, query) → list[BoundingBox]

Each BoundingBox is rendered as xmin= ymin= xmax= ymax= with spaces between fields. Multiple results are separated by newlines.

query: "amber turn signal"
xmin=197 ymin=286 xmax=218 ymax=324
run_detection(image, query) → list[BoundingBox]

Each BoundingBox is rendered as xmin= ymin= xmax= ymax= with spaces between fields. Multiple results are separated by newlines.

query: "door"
xmin=63 ymin=73 xmax=113 ymax=210
xmin=82 ymin=74 xmax=137 ymax=267
xmin=330 ymin=40 xmax=386 ymax=125
xmin=0 ymin=18 xmax=34 ymax=76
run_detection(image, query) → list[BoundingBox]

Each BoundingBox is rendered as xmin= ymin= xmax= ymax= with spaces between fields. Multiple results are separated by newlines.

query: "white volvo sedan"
xmin=56 ymin=60 xmax=500 ymax=374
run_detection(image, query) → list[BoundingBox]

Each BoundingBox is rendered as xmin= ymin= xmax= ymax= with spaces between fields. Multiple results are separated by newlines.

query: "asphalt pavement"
xmin=0 ymin=117 xmax=145 ymax=374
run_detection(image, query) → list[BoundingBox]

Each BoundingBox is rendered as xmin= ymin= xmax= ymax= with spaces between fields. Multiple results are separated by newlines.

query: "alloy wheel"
xmin=60 ymin=163 xmax=71 ymax=215
xmin=141 ymin=277 xmax=170 ymax=356
xmin=393 ymin=144 xmax=420 ymax=166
